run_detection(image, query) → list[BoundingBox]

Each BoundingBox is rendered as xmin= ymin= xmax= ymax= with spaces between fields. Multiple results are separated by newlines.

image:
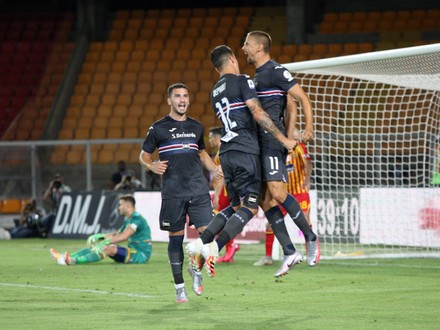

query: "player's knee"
xmin=242 ymin=192 xmax=260 ymax=210
xmin=260 ymin=198 xmax=278 ymax=212
xmin=103 ymin=245 xmax=116 ymax=257
xmin=270 ymin=189 xmax=287 ymax=204
xmin=230 ymin=196 xmax=241 ymax=208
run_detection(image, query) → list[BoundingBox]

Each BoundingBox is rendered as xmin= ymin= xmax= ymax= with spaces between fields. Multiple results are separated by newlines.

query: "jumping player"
xmin=242 ymin=30 xmax=319 ymax=276
xmin=186 ymin=45 xmax=296 ymax=278
xmin=208 ymin=126 xmax=240 ymax=263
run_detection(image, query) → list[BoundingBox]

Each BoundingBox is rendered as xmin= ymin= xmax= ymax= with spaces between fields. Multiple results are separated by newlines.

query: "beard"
xmin=246 ymin=56 xmax=255 ymax=65
xmin=172 ymin=106 xmax=187 ymax=117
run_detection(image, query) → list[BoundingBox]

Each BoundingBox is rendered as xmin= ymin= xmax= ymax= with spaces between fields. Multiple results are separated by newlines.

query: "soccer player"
xmin=208 ymin=126 xmax=240 ymax=263
xmin=255 ymin=126 xmax=319 ymax=266
xmin=49 ymin=194 xmax=152 ymax=266
xmin=286 ymin=127 xmax=313 ymax=227
xmin=242 ymin=30 xmax=319 ymax=275
xmin=139 ymin=83 xmax=222 ymax=303
xmin=185 ymin=45 xmax=296 ymax=278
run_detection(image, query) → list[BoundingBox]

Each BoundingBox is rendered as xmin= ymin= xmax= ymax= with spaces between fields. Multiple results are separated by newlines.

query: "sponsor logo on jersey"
xmin=269 ymin=170 xmax=279 ymax=175
xmin=169 ymin=128 xmax=177 ymax=132
xmin=221 ymin=130 xmax=239 ymax=142
xmin=171 ymin=132 xmax=196 ymax=139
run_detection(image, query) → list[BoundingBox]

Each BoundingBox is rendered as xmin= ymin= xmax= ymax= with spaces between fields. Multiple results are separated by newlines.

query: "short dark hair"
xmin=120 ymin=194 xmax=135 ymax=206
xmin=247 ymin=30 xmax=272 ymax=53
xmin=210 ymin=45 xmax=233 ymax=70
xmin=167 ymin=83 xmax=189 ymax=97
xmin=209 ymin=126 xmax=222 ymax=136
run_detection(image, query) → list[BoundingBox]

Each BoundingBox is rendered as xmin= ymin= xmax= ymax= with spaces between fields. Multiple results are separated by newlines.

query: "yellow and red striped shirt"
xmin=285 ymin=142 xmax=311 ymax=195
xmin=213 ymin=152 xmax=229 ymax=210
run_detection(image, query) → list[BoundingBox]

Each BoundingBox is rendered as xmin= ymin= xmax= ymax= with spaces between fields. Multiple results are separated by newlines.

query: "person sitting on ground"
xmin=50 ymin=194 xmax=152 ymax=266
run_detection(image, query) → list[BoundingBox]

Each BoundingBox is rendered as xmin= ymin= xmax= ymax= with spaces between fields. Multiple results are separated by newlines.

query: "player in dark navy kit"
xmin=186 ymin=45 xmax=296 ymax=278
xmin=242 ymin=31 xmax=320 ymax=277
xmin=139 ymin=83 xmax=222 ymax=303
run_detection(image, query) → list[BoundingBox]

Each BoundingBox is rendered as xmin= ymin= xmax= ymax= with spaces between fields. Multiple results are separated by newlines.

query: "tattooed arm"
xmin=246 ymin=97 xmax=295 ymax=152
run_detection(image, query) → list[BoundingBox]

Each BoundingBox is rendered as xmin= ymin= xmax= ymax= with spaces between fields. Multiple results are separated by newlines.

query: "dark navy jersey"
xmin=142 ymin=115 xmax=209 ymax=198
xmin=254 ymin=59 xmax=297 ymax=143
xmin=211 ymin=73 xmax=260 ymax=155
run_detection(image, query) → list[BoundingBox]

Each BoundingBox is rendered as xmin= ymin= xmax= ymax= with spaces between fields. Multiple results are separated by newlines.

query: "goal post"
xmin=283 ymin=43 xmax=440 ymax=258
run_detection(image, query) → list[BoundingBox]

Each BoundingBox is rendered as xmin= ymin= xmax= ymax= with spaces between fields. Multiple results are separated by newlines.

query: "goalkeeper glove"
xmin=87 ymin=233 xmax=105 ymax=246
xmin=91 ymin=238 xmax=111 ymax=255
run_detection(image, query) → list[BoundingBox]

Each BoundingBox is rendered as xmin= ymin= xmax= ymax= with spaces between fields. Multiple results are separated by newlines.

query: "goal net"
xmin=283 ymin=43 xmax=440 ymax=259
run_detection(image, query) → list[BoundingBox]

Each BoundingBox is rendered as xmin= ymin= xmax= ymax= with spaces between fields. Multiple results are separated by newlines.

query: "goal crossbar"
xmin=284 ymin=43 xmax=440 ymax=91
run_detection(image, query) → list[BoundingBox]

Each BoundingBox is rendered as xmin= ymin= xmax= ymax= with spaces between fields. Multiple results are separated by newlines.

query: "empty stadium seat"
xmin=0 ymin=199 xmax=23 ymax=213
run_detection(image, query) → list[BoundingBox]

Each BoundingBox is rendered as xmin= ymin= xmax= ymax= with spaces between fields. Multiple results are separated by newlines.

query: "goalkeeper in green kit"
xmin=49 ymin=194 xmax=152 ymax=266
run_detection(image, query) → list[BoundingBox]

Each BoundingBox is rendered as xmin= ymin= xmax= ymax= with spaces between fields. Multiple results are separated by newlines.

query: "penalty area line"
xmin=0 ymin=282 xmax=158 ymax=299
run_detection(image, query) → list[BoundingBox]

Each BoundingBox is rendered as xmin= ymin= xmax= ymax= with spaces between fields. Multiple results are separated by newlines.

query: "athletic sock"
xmin=266 ymin=205 xmax=296 ymax=255
xmin=265 ymin=230 xmax=274 ymax=257
xmin=281 ymin=194 xmax=317 ymax=242
xmin=76 ymin=250 xmax=102 ymax=264
xmin=199 ymin=206 xmax=235 ymax=244
xmin=71 ymin=248 xmax=91 ymax=259
xmin=168 ymin=235 xmax=184 ymax=285
xmin=216 ymin=208 xmax=254 ymax=251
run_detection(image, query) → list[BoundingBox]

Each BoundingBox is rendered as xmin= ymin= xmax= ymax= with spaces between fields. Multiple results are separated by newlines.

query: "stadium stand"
xmin=51 ymin=7 xmax=255 ymax=164
xmin=1 ymin=2 xmax=438 ymax=171
xmin=0 ymin=12 xmax=74 ymax=140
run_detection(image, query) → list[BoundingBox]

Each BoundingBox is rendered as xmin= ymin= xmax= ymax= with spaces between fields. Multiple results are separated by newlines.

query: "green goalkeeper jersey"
xmin=119 ymin=211 xmax=152 ymax=255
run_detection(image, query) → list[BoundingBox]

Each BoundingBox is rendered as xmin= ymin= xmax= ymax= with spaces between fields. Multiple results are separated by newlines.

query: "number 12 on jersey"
xmin=215 ymin=98 xmax=238 ymax=142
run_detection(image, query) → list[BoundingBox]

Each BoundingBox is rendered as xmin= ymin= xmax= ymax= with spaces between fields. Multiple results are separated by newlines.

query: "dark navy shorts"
xmin=260 ymin=139 xmax=288 ymax=182
xmin=220 ymin=151 xmax=261 ymax=208
xmin=159 ymin=193 xmax=213 ymax=232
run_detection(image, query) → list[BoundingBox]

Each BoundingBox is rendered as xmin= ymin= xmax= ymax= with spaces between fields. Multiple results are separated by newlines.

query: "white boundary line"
xmin=320 ymin=261 xmax=440 ymax=269
xmin=0 ymin=282 xmax=158 ymax=299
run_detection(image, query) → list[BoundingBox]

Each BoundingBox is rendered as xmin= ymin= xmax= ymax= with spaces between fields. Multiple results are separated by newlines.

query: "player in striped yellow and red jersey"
xmin=209 ymin=127 xmax=240 ymax=263
xmin=285 ymin=128 xmax=312 ymax=226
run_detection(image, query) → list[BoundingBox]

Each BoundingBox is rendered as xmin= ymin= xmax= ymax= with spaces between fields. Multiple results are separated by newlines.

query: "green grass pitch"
xmin=1 ymin=239 xmax=439 ymax=329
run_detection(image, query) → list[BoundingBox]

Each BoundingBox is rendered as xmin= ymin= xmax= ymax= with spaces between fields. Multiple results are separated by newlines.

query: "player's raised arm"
xmin=288 ymin=84 xmax=313 ymax=142
xmin=284 ymin=96 xmax=298 ymax=140
xmin=246 ymin=97 xmax=296 ymax=152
